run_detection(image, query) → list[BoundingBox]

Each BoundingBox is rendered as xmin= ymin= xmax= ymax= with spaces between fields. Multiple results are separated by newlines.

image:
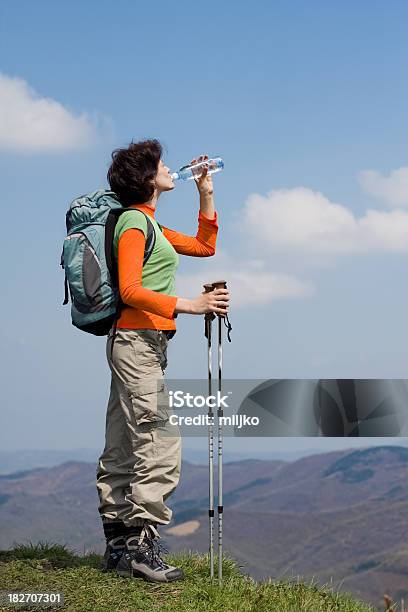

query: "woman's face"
xmin=155 ymin=159 xmax=174 ymax=193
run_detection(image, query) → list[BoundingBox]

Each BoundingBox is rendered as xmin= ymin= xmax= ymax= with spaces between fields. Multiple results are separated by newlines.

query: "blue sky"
xmin=1 ymin=1 xmax=408 ymax=454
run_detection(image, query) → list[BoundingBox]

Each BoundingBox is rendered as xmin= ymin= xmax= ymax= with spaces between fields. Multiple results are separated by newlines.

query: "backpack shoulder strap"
xmin=105 ymin=208 xmax=158 ymax=288
xmin=141 ymin=213 xmax=157 ymax=264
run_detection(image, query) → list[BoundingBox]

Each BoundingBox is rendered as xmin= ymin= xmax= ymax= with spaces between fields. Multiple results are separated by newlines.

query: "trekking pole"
xmin=203 ymin=283 xmax=216 ymax=579
xmin=211 ymin=280 xmax=229 ymax=584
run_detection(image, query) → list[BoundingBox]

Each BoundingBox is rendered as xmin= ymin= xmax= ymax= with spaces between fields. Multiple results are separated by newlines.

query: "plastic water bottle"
xmin=171 ymin=157 xmax=224 ymax=181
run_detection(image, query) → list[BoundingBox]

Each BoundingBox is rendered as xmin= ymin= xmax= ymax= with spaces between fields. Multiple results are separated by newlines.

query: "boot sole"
xmin=117 ymin=567 xmax=183 ymax=583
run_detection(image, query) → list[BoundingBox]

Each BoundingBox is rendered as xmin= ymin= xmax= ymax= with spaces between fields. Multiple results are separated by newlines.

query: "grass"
xmin=0 ymin=542 xmax=376 ymax=612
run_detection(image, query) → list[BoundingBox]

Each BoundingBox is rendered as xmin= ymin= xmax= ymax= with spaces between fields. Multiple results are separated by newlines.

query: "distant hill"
xmin=0 ymin=446 xmax=329 ymax=474
xmin=0 ymin=446 xmax=407 ymax=609
xmin=0 ymin=449 xmax=100 ymax=474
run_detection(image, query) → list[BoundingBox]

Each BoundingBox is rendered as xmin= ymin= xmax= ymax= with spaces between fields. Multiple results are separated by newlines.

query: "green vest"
xmin=113 ymin=211 xmax=179 ymax=297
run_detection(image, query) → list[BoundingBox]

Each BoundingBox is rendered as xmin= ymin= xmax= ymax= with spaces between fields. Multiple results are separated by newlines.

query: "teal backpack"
xmin=61 ymin=189 xmax=159 ymax=335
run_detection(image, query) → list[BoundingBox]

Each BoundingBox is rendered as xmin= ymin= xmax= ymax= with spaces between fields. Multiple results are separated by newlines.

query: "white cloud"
xmin=0 ymin=73 xmax=98 ymax=152
xmin=175 ymin=252 xmax=313 ymax=308
xmin=359 ymin=167 xmax=408 ymax=207
xmin=242 ymin=186 xmax=408 ymax=254
xmin=181 ymin=170 xmax=408 ymax=308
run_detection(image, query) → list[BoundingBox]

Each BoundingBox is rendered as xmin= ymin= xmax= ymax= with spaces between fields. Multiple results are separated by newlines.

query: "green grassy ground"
xmin=0 ymin=543 xmax=376 ymax=612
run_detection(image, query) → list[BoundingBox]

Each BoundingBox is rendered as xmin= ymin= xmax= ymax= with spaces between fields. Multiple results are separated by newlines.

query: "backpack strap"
xmin=105 ymin=207 xmax=159 ymax=287
xmin=60 ymin=251 xmax=72 ymax=305
xmin=143 ymin=214 xmax=158 ymax=265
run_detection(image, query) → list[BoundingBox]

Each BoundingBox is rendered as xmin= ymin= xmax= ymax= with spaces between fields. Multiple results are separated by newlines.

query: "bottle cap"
xmin=170 ymin=172 xmax=179 ymax=180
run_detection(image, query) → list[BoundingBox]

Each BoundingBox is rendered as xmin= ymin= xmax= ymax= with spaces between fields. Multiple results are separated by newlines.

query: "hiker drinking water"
xmin=95 ymin=140 xmax=229 ymax=582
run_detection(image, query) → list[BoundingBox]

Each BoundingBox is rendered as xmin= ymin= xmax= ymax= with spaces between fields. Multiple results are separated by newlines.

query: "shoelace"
xmin=148 ymin=539 xmax=169 ymax=570
xmin=136 ymin=523 xmax=169 ymax=570
xmin=137 ymin=523 xmax=160 ymax=544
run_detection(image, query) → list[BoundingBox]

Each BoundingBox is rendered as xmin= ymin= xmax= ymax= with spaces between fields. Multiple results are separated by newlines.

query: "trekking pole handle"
xmin=203 ymin=283 xmax=216 ymax=323
xmin=206 ymin=280 xmax=232 ymax=341
xmin=210 ymin=280 xmax=228 ymax=319
xmin=211 ymin=280 xmax=227 ymax=290
xmin=204 ymin=280 xmax=230 ymax=329
xmin=203 ymin=281 xmax=228 ymax=312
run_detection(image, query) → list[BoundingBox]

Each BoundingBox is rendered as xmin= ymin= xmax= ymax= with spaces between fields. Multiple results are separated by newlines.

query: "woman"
xmin=96 ymin=139 xmax=229 ymax=583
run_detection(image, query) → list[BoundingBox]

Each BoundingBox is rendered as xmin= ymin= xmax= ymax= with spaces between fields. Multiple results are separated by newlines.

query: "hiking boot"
xmin=101 ymin=536 xmax=126 ymax=572
xmin=116 ymin=524 xmax=184 ymax=583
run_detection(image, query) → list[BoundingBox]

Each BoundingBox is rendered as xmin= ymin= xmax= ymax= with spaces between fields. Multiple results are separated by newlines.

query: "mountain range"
xmin=0 ymin=445 xmax=407 ymax=610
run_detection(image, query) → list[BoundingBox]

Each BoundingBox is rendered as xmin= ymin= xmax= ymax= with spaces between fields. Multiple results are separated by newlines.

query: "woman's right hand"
xmin=175 ymin=288 xmax=230 ymax=316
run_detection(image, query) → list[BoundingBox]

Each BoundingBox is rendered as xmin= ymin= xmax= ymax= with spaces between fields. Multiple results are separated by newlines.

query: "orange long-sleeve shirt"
xmin=117 ymin=204 xmax=218 ymax=330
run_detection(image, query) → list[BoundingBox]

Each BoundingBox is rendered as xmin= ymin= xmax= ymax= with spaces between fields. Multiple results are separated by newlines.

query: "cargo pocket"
xmin=127 ymin=379 xmax=170 ymax=427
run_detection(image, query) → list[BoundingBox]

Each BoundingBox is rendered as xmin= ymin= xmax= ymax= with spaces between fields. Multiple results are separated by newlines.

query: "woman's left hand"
xmin=191 ymin=154 xmax=214 ymax=196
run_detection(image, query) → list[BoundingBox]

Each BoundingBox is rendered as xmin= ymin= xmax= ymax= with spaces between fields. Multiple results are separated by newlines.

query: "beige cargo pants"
xmin=96 ymin=328 xmax=181 ymax=527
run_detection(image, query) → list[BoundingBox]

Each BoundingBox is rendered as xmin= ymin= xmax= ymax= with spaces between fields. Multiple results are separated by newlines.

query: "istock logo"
xmin=168 ymin=390 xmax=231 ymax=409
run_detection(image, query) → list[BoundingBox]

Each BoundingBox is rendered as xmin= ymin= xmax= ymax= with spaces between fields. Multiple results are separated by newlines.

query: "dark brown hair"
xmin=107 ymin=139 xmax=163 ymax=205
